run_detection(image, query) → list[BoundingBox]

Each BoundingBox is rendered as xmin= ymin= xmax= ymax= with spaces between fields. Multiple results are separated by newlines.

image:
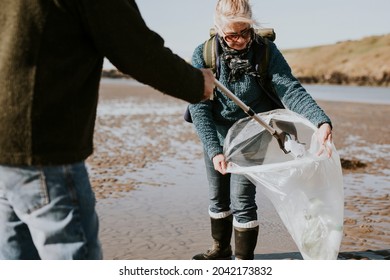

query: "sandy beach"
xmin=88 ymin=79 xmax=390 ymax=260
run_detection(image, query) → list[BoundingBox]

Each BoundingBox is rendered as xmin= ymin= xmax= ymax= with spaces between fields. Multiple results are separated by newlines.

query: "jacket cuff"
xmin=317 ymin=121 xmax=333 ymax=130
xmin=208 ymin=147 xmax=224 ymax=161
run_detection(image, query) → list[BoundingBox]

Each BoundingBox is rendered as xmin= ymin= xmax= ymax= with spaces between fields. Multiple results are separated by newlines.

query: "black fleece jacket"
xmin=0 ymin=0 xmax=204 ymax=165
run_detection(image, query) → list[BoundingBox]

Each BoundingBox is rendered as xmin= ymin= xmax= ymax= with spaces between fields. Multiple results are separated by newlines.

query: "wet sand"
xmin=88 ymin=79 xmax=390 ymax=259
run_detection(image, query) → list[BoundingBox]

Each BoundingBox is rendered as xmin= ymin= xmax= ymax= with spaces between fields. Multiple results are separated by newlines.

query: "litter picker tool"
xmin=214 ymin=79 xmax=305 ymax=157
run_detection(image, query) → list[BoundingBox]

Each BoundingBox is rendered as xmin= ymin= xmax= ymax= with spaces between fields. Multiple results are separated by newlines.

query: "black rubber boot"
xmin=192 ymin=215 xmax=233 ymax=260
xmin=234 ymin=226 xmax=259 ymax=260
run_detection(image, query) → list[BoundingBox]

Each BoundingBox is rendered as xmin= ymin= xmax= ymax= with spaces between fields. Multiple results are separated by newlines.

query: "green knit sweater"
xmin=0 ymin=0 xmax=205 ymax=165
xmin=189 ymin=38 xmax=332 ymax=160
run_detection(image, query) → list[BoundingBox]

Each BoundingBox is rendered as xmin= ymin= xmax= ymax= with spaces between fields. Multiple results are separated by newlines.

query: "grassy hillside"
xmin=282 ymin=34 xmax=390 ymax=86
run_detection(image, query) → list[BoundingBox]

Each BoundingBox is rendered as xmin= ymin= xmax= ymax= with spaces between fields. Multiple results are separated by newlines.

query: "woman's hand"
xmin=200 ymin=68 xmax=215 ymax=101
xmin=316 ymin=123 xmax=333 ymax=158
xmin=212 ymin=154 xmax=227 ymax=175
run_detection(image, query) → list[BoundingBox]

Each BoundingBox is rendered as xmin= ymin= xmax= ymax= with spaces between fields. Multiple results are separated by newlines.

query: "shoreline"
xmin=101 ymin=71 xmax=390 ymax=88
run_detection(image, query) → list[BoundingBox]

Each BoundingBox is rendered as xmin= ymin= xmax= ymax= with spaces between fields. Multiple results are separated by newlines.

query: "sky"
xmin=105 ymin=0 xmax=389 ymax=68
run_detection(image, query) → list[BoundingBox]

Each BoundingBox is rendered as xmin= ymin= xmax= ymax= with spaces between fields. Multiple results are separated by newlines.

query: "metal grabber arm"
xmin=214 ymin=79 xmax=290 ymax=154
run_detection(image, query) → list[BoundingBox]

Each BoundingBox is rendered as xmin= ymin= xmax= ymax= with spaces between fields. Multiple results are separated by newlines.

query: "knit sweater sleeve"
xmin=188 ymin=43 xmax=223 ymax=160
xmin=267 ymin=41 xmax=332 ymax=127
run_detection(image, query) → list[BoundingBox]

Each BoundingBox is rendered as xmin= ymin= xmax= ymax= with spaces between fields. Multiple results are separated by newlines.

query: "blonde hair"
xmin=214 ymin=0 xmax=257 ymax=31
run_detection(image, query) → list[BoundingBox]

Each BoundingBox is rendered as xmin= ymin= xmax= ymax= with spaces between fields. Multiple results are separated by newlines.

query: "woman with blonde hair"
xmin=189 ymin=0 xmax=332 ymax=260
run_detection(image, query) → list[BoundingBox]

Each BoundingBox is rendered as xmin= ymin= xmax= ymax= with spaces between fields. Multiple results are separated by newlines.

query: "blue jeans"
xmin=0 ymin=162 xmax=102 ymax=259
xmin=204 ymin=151 xmax=258 ymax=228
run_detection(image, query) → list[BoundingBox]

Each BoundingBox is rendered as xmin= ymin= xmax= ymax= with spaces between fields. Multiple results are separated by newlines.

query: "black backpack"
xmin=184 ymin=28 xmax=283 ymax=123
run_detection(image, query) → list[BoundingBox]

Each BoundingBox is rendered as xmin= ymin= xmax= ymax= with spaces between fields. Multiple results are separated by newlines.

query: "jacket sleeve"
xmin=189 ymin=43 xmax=224 ymax=160
xmin=267 ymin=41 xmax=332 ymax=127
xmin=79 ymin=0 xmax=204 ymax=104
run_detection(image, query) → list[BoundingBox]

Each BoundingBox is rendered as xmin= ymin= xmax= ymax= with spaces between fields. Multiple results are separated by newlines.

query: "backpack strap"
xmin=254 ymin=35 xmax=284 ymax=109
xmin=203 ymin=35 xmax=221 ymax=101
xmin=184 ymin=35 xmax=218 ymax=123
xmin=203 ymin=35 xmax=217 ymax=73
xmin=255 ymin=35 xmax=270 ymax=87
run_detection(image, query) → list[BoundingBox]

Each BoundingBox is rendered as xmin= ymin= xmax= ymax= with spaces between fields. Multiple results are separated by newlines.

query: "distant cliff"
xmin=282 ymin=34 xmax=390 ymax=87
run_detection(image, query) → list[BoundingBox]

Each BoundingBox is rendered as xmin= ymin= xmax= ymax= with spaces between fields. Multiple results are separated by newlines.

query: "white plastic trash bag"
xmin=224 ymin=109 xmax=344 ymax=260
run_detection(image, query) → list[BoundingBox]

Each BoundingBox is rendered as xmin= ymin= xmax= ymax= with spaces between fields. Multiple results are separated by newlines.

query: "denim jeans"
xmin=204 ymin=151 xmax=258 ymax=228
xmin=0 ymin=162 xmax=102 ymax=259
